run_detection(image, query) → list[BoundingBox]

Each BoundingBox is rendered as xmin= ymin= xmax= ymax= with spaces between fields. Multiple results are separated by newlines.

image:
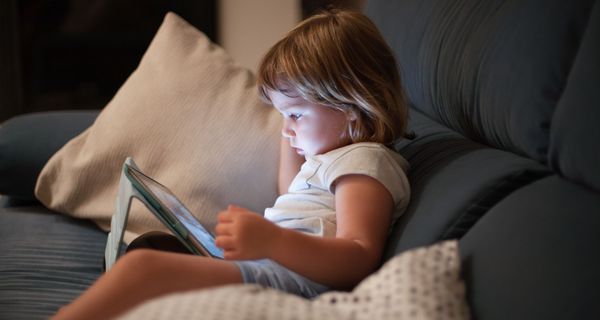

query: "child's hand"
xmin=215 ymin=205 xmax=282 ymax=260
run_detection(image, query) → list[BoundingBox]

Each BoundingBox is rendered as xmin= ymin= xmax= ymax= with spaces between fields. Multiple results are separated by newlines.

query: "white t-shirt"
xmin=264 ymin=142 xmax=410 ymax=237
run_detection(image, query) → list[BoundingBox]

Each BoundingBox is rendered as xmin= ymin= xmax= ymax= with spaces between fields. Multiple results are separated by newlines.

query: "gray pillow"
xmin=0 ymin=111 xmax=98 ymax=200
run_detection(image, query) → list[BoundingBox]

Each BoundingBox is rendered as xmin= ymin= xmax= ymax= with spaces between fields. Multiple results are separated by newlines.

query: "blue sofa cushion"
xmin=385 ymin=109 xmax=550 ymax=259
xmin=459 ymin=176 xmax=600 ymax=319
xmin=366 ymin=0 xmax=594 ymax=162
xmin=0 ymin=111 xmax=98 ymax=200
xmin=549 ymin=0 xmax=600 ymax=192
xmin=0 ymin=206 xmax=109 ymax=320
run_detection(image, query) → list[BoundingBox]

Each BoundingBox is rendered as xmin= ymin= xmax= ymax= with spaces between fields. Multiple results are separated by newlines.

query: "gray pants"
xmin=235 ymin=259 xmax=329 ymax=298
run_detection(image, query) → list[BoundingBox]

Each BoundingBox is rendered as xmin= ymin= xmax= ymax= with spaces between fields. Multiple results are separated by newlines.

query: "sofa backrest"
xmin=548 ymin=0 xmax=600 ymax=192
xmin=367 ymin=0 xmax=594 ymax=163
xmin=366 ymin=0 xmax=600 ymax=318
xmin=365 ymin=0 xmax=599 ymax=253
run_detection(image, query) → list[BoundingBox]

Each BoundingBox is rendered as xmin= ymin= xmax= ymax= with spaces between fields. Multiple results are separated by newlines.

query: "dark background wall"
xmin=0 ymin=0 xmax=217 ymax=122
xmin=0 ymin=0 xmax=361 ymax=123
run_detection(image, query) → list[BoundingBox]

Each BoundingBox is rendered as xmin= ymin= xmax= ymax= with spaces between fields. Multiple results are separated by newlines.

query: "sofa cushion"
xmin=459 ymin=176 xmax=600 ymax=319
xmin=385 ymin=109 xmax=550 ymax=258
xmin=0 ymin=206 xmax=109 ymax=319
xmin=0 ymin=111 xmax=98 ymax=200
xmin=366 ymin=0 xmax=594 ymax=162
xmin=549 ymin=0 xmax=600 ymax=192
xmin=34 ymin=12 xmax=281 ymax=243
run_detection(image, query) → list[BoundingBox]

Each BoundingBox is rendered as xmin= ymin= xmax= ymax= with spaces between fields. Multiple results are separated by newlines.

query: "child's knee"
xmin=115 ymin=249 xmax=163 ymax=276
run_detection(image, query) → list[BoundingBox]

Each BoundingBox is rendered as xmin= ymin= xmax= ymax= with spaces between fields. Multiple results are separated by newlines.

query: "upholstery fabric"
xmin=0 ymin=207 xmax=109 ymax=320
xmin=34 ymin=13 xmax=282 ymax=243
xmin=549 ymin=0 xmax=600 ymax=192
xmin=0 ymin=111 xmax=98 ymax=199
xmin=459 ymin=176 xmax=600 ymax=319
xmin=366 ymin=0 xmax=594 ymax=162
xmin=385 ymin=109 xmax=549 ymax=258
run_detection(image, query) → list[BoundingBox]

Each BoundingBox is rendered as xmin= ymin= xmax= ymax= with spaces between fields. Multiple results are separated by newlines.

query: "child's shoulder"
xmin=310 ymin=142 xmax=409 ymax=175
xmin=319 ymin=142 xmax=408 ymax=169
xmin=311 ymin=142 xmax=410 ymax=205
xmin=317 ymin=142 xmax=387 ymax=157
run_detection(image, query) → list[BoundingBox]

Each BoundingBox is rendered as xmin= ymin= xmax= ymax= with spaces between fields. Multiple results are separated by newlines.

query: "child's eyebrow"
xmin=276 ymin=104 xmax=298 ymax=112
xmin=279 ymin=88 xmax=301 ymax=99
xmin=274 ymin=102 xmax=305 ymax=115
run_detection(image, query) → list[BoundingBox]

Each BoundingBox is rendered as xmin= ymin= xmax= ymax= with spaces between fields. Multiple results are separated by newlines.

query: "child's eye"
xmin=289 ymin=113 xmax=302 ymax=120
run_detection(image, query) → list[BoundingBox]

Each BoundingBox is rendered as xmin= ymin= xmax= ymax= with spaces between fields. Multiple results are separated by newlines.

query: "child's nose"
xmin=281 ymin=121 xmax=295 ymax=138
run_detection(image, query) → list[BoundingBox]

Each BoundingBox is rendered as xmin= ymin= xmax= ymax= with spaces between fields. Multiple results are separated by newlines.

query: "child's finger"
xmin=223 ymin=249 xmax=242 ymax=261
xmin=214 ymin=222 xmax=231 ymax=236
xmin=217 ymin=209 xmax=234 ymax=222
xmin=228 ymin=204 xmax=249 ymax=214
xmin=215 ymin=235 xmax=236 ymax=250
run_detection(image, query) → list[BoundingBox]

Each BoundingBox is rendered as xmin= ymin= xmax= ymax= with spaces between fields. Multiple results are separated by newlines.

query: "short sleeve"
xmin=317 ymin=145 xmax=409 ymax=207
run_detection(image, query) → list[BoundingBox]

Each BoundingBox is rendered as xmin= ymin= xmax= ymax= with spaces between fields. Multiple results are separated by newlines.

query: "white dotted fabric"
xmin=119 ymin=240 xmax=470 ymax=320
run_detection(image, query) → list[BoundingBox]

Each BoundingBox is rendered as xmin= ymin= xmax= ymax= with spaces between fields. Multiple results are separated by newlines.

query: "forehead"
xmin=267 ymin=88 xmax=305 ymax=110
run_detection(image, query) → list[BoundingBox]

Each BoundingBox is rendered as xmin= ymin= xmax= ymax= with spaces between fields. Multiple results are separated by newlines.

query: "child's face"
xmin=268 ymin=88 xmax=352 ymax=157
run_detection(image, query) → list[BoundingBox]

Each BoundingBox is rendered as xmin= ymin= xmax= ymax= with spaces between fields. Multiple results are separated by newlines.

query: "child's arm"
xmin=215 ymin=174 xmax=393 ymax=290
xmin=278 ymin=137 xmax=305 ymax=195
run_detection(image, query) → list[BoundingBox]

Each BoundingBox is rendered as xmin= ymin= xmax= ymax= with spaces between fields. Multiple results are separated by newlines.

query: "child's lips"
xmin=290 ymin=142 xmax=304 ymax=155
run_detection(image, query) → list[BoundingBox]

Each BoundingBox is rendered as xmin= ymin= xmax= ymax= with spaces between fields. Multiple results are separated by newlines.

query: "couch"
xmin=1 ymin=0 xmax=599 ymax=319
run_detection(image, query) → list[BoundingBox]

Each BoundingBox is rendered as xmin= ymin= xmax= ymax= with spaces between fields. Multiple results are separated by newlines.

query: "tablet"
xmin=124 ymin=163 xmax=224 ymax=259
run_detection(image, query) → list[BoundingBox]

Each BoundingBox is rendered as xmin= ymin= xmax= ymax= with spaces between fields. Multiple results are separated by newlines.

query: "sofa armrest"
xmin=0 ymin=110 xmax=99 ymax=200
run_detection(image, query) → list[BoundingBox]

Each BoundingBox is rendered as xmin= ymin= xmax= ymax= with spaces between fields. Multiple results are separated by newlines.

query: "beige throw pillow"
xmin=118 ymin=240 xmax=470 ymax=320
xmin=35 ymin=12 xmax=282 ymax=243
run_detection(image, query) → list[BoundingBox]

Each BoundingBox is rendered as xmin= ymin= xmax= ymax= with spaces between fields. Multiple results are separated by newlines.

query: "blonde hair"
xmin=257 ymin=9 xmax=409 ymax=146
